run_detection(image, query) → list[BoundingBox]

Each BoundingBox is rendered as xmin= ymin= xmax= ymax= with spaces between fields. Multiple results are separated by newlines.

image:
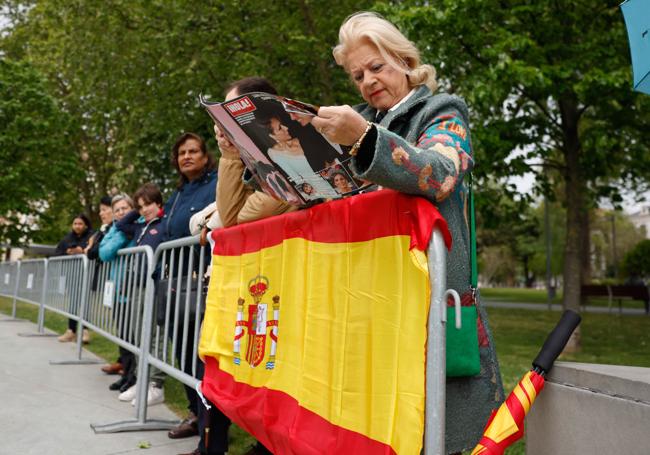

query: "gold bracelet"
xmin=349 ymin=121 xmax=373 ymax=156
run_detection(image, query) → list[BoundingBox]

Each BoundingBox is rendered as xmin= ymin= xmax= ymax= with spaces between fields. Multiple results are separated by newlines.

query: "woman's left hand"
xmin=312 ymin=105 xmax=368 ymax=146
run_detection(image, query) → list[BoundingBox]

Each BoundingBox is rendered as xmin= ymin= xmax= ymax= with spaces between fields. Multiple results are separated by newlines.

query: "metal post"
xmin=10 ymin=262 xmax=21 ymax=320
xmin=37 ymin=259 xmax=48 ymax=332
xmin=424 ymin=229 xmax=447 ymax=455
xmin=545 ymin=198 xmax=553 ymax=311
xmin=611 ymin=213 xmax=618 ymax=278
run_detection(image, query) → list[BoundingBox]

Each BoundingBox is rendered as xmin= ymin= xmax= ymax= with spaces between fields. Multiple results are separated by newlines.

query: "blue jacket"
xmin=99 ymin=223 xmax=129 ymax=262
xmin=116 ymin=209 xmax=167 ymax=251
xmin=163 ymin=170 xmax=217 ymax=241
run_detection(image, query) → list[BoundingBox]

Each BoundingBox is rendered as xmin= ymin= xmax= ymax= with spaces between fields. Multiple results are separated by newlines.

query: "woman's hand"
xmin=66 ymin=246 xmax=83 ymax=255
xmin=311 ymin=105 xmax=369 ymax=146
xmin=214 ymin=124 xmax=239 ymax=160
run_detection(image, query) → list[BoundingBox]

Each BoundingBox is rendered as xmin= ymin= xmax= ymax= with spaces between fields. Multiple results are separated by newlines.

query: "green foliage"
xmin=381 ymin=1 xmax=650 ymax=307
xmin=0 ymin=0 xmax=372 ymax=239
xmin=0 ymin=58 xmax=81 ymax=244
xmin=621 ymin=239 xmax=650 ymax=280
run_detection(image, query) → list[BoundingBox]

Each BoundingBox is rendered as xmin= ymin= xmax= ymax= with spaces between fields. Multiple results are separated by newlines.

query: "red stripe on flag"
xmin=202 ymin=356 xmax=397 ymax=455
xmin=211 ymin=190 xmax=451 ymax=256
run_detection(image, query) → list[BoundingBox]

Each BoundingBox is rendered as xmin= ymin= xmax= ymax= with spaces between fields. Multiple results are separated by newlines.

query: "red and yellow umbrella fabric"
xmin=471 ymin=370 xmax=545 ymax=454
xmin=472 ymin=309 xmax=580 ymax=455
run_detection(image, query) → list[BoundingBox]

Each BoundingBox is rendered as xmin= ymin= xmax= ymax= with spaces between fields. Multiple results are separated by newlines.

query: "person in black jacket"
xmin=56 ymin=213 xmax=94 ymax=343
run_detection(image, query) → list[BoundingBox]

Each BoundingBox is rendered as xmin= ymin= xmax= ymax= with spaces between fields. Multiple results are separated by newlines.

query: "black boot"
xmin=109 ymin=375 xmax=128 ymax=391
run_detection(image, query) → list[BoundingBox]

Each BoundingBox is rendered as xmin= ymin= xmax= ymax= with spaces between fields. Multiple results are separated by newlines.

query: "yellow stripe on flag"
xmin=200 ymin=235 xmax=430 ymax=454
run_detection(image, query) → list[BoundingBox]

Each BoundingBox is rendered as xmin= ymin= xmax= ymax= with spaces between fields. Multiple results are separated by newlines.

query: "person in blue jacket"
xmin=161 ymin=132 xmax=219 ymax=441
xmin=98 ymin=193 xmax=136 ymax=392
xmin=99 ymin=194 xmax=134 ymax=263
xmin=164 ymin=132 xmax=217 ymax=241
xmin=114 ymin=182 xmax=168 ymax=406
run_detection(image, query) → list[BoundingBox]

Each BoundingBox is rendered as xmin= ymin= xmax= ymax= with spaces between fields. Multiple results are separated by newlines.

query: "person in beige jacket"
xmin=215 ymin=77 xmax=297 ymax=228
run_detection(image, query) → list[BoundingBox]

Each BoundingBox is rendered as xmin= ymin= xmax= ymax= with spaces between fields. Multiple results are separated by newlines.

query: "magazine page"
xmin=200 ymin=95 xmax=305 ymax=204
xmin=201 ymin=92 xmax=370 ymax=205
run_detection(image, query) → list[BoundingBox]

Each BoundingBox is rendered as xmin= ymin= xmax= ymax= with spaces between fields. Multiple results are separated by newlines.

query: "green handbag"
xmin=446 ymin=305 xmax=480 ymax=377
xmin=445 ymin=172 xmax=481 ymax=377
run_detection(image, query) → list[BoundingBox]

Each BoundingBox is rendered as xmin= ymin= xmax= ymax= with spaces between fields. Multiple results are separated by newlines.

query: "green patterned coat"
xmin=352 ymin=85 xmax=504 ymax=454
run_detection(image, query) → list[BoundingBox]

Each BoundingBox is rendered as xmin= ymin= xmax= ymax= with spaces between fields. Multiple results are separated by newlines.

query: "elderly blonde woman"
xmin=311 ymin=12 xmax=503 ymax=453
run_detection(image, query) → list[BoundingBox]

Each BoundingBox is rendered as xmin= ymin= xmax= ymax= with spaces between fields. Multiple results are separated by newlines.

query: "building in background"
xmin=629 ymin=206 xmax=650 ymax=239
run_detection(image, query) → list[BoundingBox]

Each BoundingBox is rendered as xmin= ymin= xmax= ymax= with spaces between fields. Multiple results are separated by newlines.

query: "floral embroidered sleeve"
xmin=351 ymin=111 xmax=473 ymax=202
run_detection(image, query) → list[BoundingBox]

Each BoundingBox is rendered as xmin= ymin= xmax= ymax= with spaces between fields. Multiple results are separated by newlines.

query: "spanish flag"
xmin=200 ymin=190 xmax=451 ymax=455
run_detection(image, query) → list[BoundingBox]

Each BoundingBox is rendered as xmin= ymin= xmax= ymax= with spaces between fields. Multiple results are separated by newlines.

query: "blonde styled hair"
xmin=333 ymin=12 xmax=437 ymax=92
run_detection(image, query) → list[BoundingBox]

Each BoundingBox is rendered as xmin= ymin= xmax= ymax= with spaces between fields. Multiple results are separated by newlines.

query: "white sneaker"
xmin=131 ymin=382 xmax=164 ymax=406
xmin=118 ymin=384 xmax=137 ymax=402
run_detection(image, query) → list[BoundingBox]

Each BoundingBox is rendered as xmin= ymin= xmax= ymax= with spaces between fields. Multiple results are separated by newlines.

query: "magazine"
xmin=200 ymin=92 xmax=370 ymax=205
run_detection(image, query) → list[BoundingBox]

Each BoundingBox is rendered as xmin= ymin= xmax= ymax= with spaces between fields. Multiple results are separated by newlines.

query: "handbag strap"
xmin=468 ymin=172 xmax=478 ymax=291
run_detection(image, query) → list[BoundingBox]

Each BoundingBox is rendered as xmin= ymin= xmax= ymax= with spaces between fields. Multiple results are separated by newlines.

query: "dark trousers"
xmin=174 ymin=318 xmax=200 ymax=415
xmin=120 ymin=346 xmax=136 ymax=384
xmin=68 ymin=318 xmax=77 ymax=332
xmin=196 ymin=357 xmax=231 ymax=454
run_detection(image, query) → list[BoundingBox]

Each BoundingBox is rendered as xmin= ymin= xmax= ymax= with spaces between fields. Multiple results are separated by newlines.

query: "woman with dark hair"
xmin=166 ymin=132 xmax=218 ymax=240
xmin=56 ymin=213 xmax=94 ymax=343
xmin=153 ymin=132 xmax=217 ymax=436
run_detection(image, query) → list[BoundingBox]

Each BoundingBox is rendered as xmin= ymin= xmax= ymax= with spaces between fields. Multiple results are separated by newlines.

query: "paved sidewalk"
xmin=483 ymin=300 xmax=648 ymax=316
xmin=0 ymin=317 xmax=199 ymax=455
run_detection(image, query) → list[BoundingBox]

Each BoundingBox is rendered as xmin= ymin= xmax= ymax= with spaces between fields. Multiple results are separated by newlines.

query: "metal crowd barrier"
xmin=91 ymin=236 xmax=207 ymax=433
xmin=149 ymin=235 xmax=206 ymax=388
xmin=15 ymin=258 xmax=52 ymax=337
xmin=90 ymin=245 xmax=179 ymax=432
xmin=1 ymin=227 xmax=452 ymax=454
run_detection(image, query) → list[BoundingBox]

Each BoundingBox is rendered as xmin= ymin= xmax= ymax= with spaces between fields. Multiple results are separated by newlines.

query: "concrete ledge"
xmin=526 ymin=362 xmax=650 ymax=455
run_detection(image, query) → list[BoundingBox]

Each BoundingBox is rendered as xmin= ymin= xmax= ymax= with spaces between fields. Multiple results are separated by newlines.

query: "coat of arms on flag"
xmin=233 ymin=275 xmax=280 ymax=369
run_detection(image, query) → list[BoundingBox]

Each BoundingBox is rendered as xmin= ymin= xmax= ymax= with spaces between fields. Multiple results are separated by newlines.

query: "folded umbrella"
xmin=472 ymin=310 xmax=581 ymax=455
xmin=621 ymin=0 xmax=650 ymax=94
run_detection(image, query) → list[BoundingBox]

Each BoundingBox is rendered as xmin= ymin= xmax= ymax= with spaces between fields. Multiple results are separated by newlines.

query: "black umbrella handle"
xmin=532 ymin=310 xmax=582 ymax=375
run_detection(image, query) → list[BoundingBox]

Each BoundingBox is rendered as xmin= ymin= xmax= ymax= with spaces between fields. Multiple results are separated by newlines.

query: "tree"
xmin=384 ymin=0 xmax=650 ymax=350
xmin=0 ymin=58 xmax=81 ymax=244
xmin=621 ymin=239 xmax=650 ymax=281
xmin=0 ymin=0 xmax=373 ymax=229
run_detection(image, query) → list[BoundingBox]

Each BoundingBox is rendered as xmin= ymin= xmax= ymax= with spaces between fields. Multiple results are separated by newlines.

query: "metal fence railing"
xmin=0 ymin=226 xmax=452 ymax=454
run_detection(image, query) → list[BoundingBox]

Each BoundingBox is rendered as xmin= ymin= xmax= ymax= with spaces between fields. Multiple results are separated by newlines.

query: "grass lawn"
xmin=483 ymin=306 xmax=650 ymax=454
xmin=481 ymin=286 xmax=648 ymax=311
xmin=3 ymin=297 xmax=648 ymax=454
